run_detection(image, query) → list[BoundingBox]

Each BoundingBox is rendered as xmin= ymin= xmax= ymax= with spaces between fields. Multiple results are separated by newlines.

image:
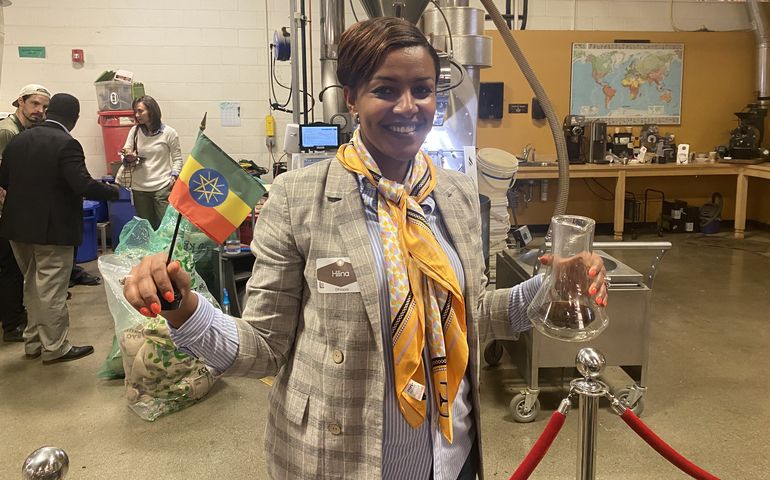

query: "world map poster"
xmin=570 ymin=43 xmax=684 ymax=125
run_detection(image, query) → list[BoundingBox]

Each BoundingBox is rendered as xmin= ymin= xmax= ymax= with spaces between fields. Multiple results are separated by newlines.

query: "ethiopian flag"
xmin=169 ymin=133 xmax=266 ymax=244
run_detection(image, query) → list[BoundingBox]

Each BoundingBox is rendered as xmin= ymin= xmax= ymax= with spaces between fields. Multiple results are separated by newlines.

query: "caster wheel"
xmin=483 ymin=341 xmax=504 ymax=366
xmin=510 ymin=393 xmax=540 ymax=423
xmin=616 ymin=388 xmax=645 ymax=416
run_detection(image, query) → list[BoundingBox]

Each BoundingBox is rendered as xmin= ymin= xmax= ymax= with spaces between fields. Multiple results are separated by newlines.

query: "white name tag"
xmin=316 ymin=257 xmax=360 ymax=293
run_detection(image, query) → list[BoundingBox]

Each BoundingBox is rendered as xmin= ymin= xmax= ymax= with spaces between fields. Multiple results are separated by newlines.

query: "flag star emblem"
xmin=189 ymin=168 xmax=229 ymax=207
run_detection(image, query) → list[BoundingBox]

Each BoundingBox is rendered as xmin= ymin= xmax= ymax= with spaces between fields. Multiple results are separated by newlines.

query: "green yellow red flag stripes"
xmin=169 ymin=133 xmax=266 ymax=244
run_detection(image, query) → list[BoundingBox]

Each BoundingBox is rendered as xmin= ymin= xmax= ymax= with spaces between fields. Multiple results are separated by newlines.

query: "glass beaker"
xmin=527 ymin=215 xmax=608 ymax=342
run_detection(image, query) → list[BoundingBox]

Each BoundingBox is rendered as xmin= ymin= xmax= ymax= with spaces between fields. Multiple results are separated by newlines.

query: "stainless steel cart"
xmin=489 ymin=241 xmax=671 ymax=422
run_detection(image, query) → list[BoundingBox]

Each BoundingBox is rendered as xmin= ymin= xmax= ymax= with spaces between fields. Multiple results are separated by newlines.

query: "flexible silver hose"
xmin=478 ymin=0 xmax=569 ymax=217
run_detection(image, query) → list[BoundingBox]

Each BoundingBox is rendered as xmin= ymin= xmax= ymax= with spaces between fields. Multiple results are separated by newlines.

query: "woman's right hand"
xmin=122 ymin=252 xmax=198 ymax=328
xmin=121 ymin=149 xmax=138 ymax=165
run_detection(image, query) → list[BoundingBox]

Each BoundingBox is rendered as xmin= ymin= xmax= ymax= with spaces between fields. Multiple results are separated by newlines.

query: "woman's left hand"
xmin=539 ymin=251 xmax=608 ymax=307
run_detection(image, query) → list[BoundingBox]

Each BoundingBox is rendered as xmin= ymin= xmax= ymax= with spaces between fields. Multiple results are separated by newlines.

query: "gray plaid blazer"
xmin=229 ymin=158 xmax=513 ymax=479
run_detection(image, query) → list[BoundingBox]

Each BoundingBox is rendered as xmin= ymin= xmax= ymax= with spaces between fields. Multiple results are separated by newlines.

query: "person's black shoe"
xmin=3 ymin=325 xmax=24 ymax=342
xmin=42 ymin=345 xmax=94 ymax=365
xmin=25 ymin=350 xmax=41 ymax=359
xmin=70 ymin=270 xmax=101 ymax=287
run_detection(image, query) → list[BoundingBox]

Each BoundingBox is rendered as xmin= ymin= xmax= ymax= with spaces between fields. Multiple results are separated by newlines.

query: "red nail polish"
xmin=589 ymin=268 xmax=597 ymax=277
xmin=164 ymin=291 xmax=174 ymax=302
xmin=150 ymin=302 xmax=161 ymax=315
xmin=589 ymin=286 xmax=597 ymax=296
xmin=139 ymin=307 xmax=151 ymax=316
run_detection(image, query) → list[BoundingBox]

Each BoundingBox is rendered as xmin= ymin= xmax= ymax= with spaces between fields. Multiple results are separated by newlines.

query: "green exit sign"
xmin=18 ymin=46 xmax=46 ymax=58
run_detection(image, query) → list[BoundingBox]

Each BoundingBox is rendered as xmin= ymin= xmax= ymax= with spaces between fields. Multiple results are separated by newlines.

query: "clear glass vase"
xmin=527 ymin=215 xmax=609 ymax=342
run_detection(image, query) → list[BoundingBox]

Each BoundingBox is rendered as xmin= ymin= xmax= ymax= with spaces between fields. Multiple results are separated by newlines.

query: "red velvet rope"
xmin=621 ymin=409 xmax=720 ymax=480
xmin=509 ymin=411 xmax=567 ymax=480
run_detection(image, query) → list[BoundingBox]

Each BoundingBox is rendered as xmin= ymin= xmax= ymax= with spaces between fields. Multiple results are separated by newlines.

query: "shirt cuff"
xmin=166 ymin=292 xmax=240 ymax=374
xmin=167 ymin=291 xmax=215 ymax=348
xmin=507 ymin=274 xmax=544 ymax=333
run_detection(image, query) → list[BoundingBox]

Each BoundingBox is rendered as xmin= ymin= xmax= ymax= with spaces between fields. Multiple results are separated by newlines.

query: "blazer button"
xmin=332 ymin=349 xmax=344 ymax=364
xmin=328 ymin=423 xmax=342 ymax=435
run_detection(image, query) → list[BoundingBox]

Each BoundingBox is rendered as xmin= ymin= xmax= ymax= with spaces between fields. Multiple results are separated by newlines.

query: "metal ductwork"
xmin=421 ymin=1 xmax=492 ymax=93
xmin=747 ymin=0 xmax=770 ymax=105
xmin=320 ymin=0 xmax=351 ymax=131
xmin=358 ymin=0 xmax=430 ymax=24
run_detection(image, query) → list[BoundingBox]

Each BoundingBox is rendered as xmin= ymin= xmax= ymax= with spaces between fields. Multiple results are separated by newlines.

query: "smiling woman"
xmin=338 ymin=17 xmax=440 ymax=181
xmin=121 ymin=16 xmax=609 ymax=480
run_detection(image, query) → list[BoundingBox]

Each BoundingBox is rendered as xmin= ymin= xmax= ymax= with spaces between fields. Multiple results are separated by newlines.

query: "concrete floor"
xmin=1 ymin=231 xmax=768 ymax=479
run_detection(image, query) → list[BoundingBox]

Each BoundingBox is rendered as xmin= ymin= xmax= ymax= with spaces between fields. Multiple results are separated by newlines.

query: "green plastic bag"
xmin=98 ymin=206 xmax=221 ymax=421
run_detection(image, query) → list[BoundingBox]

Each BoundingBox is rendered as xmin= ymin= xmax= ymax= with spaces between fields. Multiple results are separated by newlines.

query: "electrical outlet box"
xmin=265 ymin=114 xmax=276 ymax=137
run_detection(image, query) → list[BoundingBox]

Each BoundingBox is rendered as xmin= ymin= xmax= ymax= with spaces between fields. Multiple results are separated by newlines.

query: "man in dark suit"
xmin=0 ymin=93 xmax=119 ymax=364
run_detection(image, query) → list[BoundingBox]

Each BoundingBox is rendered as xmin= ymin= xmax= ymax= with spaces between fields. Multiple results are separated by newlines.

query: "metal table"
xmin=489 ymin=241 xmax=671 ymax=422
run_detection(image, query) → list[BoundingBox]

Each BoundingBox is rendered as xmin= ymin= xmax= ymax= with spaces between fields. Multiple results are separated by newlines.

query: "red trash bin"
xmin=97 ymin=110 xmax=136 ymax=171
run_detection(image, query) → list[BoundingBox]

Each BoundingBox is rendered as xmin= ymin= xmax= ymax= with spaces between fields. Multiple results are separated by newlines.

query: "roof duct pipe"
xmin=478 ymin=0 xmax=569 ymax=217
xmin=320 ymin=0 xmax=351 ymax=133
xmin=747 ymin=0 xmax=770 ymax=107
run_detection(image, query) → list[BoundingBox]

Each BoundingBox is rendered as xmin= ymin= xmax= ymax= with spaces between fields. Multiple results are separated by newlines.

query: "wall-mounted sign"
xmin=18 ymin=46 xmax=46 ymax=58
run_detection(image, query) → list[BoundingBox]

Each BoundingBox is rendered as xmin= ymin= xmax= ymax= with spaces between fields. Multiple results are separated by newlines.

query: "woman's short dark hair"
xmin=132 ymin=95 xmax=162 ymax=133
xmin=337 ymin=17 xmax=440 ymax=94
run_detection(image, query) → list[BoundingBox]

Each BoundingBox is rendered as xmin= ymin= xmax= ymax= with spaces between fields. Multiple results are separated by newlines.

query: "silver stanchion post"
xmin=571 ymin=348 xmax=609 ymax=480
xmin=22 ymin=446 xmax=69 ymax=480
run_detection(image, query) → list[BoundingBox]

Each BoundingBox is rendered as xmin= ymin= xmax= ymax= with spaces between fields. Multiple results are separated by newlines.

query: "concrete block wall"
xmin=0 ymin=0 xmax=754 ymax=178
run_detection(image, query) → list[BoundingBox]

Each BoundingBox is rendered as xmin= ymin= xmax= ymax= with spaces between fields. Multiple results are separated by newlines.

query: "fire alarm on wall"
xmin=71 ymin=49 xmax=84 ymax=64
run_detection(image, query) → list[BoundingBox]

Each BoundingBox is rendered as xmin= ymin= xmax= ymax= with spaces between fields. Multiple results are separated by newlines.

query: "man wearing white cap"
xmin=0 ymin=84 xmax=51 ymax=343
xmin=0 ymin=84 xmax=51 ymax=153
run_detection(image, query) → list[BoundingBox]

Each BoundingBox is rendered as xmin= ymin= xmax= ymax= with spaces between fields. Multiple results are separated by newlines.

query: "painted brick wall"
xmin=0 ymin=0 xmax=754 ymax=177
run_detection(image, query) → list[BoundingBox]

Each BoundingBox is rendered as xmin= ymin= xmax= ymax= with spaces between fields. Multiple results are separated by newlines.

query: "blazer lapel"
xmin=433 ymin=173 xmax=476 ymax=298
xmin=325 ymin=160 xmax=384 ymax=354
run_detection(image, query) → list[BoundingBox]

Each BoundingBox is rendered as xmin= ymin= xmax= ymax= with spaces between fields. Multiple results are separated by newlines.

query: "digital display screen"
xmin=299 ymin=124 xmax=339 ymax=149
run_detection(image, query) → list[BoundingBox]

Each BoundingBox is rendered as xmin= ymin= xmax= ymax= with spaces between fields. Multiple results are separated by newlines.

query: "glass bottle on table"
xmin=224 ymin=229 xmax=240 ymax=255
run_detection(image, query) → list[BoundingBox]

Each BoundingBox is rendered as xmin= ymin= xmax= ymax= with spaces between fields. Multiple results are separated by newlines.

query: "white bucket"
xmin=477 ymin=148 xmax=518 ymax=265
xmin=477 ymin=148 xmax=518 ymax=197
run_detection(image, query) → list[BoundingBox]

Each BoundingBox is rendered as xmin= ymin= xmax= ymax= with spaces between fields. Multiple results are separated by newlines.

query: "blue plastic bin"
xmin=76 ymin=201 xmax=99 ymax=263
xmin=94 ymin=201 xmax=108 ymax=222
xmin=108 ymin=187 xmax=136 ymax=249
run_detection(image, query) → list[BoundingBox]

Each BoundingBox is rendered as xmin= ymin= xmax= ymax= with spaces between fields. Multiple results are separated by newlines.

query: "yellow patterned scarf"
xmin=337 ymin=129 xmax=468 ymax=443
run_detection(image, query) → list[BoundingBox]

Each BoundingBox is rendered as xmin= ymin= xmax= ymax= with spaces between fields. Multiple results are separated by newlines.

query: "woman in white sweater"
xmin=118 ymin=95 xmax=183 ymax=229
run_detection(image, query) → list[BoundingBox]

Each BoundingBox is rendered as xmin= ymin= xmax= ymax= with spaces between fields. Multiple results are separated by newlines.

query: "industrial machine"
xmin=721 ymin=104 xmax=770 ymax=160
xmin=280 ymin=0 xmax=493 ymax=180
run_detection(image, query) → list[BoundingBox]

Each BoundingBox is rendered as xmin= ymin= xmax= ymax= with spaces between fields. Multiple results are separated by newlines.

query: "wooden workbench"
xmin=514 ymin=162 xmax=770 ymax=240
